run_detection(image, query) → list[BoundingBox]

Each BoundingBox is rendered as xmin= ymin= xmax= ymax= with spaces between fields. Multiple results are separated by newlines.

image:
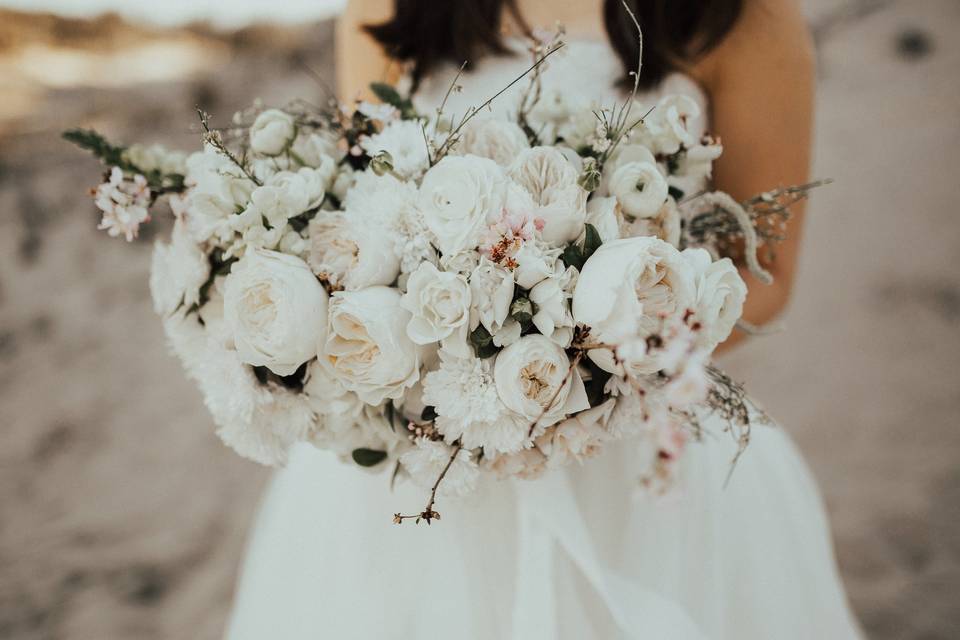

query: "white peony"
xmin=307 ymin=210 xmax=400 ymax=289
xmin=508 ymin=147 xmax=587 ymax=246
xmin=400 ymin=262 xmax=471 ymax=352
xmin=400 ymin=439 xmax=479 ymax=498
xmin=457 ymin=118 xmax=530 ymax=166
xmin=150 ymin=219 xmax=210 ymax=316
xmin=513 ymin=240 xmax=560 ymax=289
xmin=682 ymin=249 xmax=748 ymax=351
xmin=360 ymin=119 xmax=430 ymax=179
xmin=608 ymin=160 xmax=668 ymax=219
xmin=423 ymin=348 xmax=528 ymax=455
xmin=468 ymin=257 xmax=514 ymax=335
xmin=250 ymin=108 xmax=297 ymax=156
xmin=223 ymin=249 xmax=328 ymax=376
xmin=493 ymin=334 xmax=590 ymax=435
xmin=320 ymin=286 xmax=420 ymax=404
xmin=572 ymin=237 xmax=696 ymax=375
xmin=417 ymin=155 xmax=506 ymax=255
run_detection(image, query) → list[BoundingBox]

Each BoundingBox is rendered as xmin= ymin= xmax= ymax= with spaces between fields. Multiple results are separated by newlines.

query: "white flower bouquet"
xmin=65 ymin=33 xmax=822 ymax=523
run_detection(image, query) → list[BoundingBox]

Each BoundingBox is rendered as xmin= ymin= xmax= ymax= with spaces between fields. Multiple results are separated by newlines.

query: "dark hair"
xmin=365 ymin=0 xmax=743 ymax=92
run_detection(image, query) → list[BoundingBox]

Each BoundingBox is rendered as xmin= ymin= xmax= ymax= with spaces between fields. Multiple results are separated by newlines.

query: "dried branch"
xmin=196 ymin=107 xmax=262 ymax=186
xmin=393 ymin=441 xmax=464 ymax=525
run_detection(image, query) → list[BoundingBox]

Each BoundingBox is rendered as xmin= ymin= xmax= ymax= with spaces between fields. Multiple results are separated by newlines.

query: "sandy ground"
xmin=0 ymin=1 xmax=958 ymax=638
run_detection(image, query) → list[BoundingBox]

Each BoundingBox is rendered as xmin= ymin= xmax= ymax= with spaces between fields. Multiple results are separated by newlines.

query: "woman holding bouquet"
xmin=225 ymin=1 xmax=865 ymax=638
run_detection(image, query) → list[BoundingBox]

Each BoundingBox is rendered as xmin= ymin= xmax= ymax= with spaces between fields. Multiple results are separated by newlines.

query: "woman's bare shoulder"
xmin=336 ymin=0 xmax=398 ymax=100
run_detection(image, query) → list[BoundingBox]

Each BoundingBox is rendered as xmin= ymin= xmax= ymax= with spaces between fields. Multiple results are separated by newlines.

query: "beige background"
xmin=1 ymin=0 xmax=958 ymax=637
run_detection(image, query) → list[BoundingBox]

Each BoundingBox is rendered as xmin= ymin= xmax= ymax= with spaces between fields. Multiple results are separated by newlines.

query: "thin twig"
xmin=394 ymin=441 xmax=464 ymax=525
xmin=196 ymin=107 xmax=262 ymax=186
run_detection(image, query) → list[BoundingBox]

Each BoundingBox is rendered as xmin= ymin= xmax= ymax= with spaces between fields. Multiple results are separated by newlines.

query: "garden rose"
xmin=509 ymin=146 xmax=587 ymax=246
xmin=683 ymin=248 xmax=748 ymax=351
xmin=250 ymin=109 xmax=297 ymax=156
xmin=224 ymin=248 xmax=328 ymax=376
xmin=400 ymin=262 xmax=472 ymax=351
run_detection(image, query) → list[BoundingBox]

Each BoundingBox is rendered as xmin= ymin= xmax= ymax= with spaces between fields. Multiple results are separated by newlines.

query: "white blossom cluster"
xmin=87 ymin=85 xmax=750 ymax=506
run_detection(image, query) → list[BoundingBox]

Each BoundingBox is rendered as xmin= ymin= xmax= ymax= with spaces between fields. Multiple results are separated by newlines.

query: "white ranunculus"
xmin=608 ymin=160 xmax=668 ymax=219
xmin=682 ymin=249 xmax=748 ymax=351
xmin=457 ymin=118 xmax=530 ymax=167
xmin=468 ymin=257 xmax=514 ymax=335
xmin=494 ymin=334 xmax=590 ymax=434
xmin=417 ymin=155 xmax=506 ymax=255
xmin=273 ymin=166 xmax=332 ymax=209
xmin=441 ymin=250 xmax=480 ymax=276
xmin=224 ymin=249 xmax=327 ymax=376
xmin=321 ymin=286 xmax=420 ymax=404
xmin=400 ymin=262 xmax=471 ymax=351
xmin=509 ymin=147 xmax=587 ymax=246
xmin=250 ymin=108 xmax=297 ymax=156
xmin=583 ymin=196 xmax=622 ymax=243
xmin=360 ymin=119 xmax=430 ymax=179
xmin=572 ymin=237 xmax=696 ymax=375
xmin=150 ymin=220 xmax=210 ymax=317
xmin=308 ymin=210 xmax=400 ymax=289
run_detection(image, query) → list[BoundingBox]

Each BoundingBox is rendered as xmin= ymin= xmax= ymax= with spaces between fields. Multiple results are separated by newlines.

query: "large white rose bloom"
xmin=508 ymin=147 xmax=587 ymax=246
xmin=307 ymin=210 xmax=400 ymax=290
xmin=250 ymin=108 xmax=297 ymax=156
xmin=400 ymin=439 xmax=479 ymax=498
xmin=360 ymin=119 xmax=430 ymax=179
xmin=320 ymin=286 xmax=421 ymax=404
xmin=417 ymin=155 xmax=506 ymax=255
xmin=572 ymin=237 xmax=696 ymax=375
xmin=224 ymin=249 xmax=328 ymax=376
xmin=149 ymin=220 xmax=210 ymax=317
xmin=494 ymin=334 xmax=590 ymax=435
xmin=457 ymin=118 xmax=530 ymax=166
xmin=682 ymin=249 xmax=748 ymax=351
xmin=645 ymin=94 xmax=701 ymax=155
xmin=400 ymin=262 xmax=471 ymax=352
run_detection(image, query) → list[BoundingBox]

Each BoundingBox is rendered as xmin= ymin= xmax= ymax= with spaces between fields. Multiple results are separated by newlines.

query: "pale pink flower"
xmin=94 ymin=167 xmax=151 ymax=241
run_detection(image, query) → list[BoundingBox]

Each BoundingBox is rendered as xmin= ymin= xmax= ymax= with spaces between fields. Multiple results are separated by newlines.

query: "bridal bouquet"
xmin=65 ymin=35 xmax=818 ymax=523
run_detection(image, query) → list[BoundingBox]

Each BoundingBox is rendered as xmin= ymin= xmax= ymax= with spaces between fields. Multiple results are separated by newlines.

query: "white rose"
xmin=250 ymin=108 xmax=297 ymax=156
xmin=149 ymin=219 xmax=210 ymax=316
xmin=250 ymin=109 xmax=297 ymax=156
xmin=608 ymin=160 xmax=668 ymax=219
xmin=290 ymin=132 xmax=338 ymax=168
xmin=583 ymin=196 xmax=622 ymax=243
xmin=321 ymin=286 xmax=420 ymax=404
xmin=646 ymin=94 xmax=701 ymax=155
xmin=457 ymin=118 xmax=530 ymax=166
xmin=224 ymin=248 xmax=328 ymax=376
xmin=400 ymin=262 xmax=471 ymax=351
xmin=243 ymin=179 xmax=309 ymax=230
xmin=509 ymin=147 xmax=587 ymax=246
xmin=417 ymin=155 xmax=506 ymax=255
xmin=572 ymin=237 xmax=695 ymax=375
xmin=360 ymin=119 xmax=430 ymax=179
xmin=186 ymin=146 xmax=254 ymax=206
xmin=468 ymin=257 xmax=514 ymax=335
xmin=183 ymin=192 xmax=235 ymax=245
xmin=513 ymin=240 xmax=559 ymax=289
xmin=272 ymin=166 xmax=331 ymax=209
xmin=307 ymin=211 xmax=400 ymax=289
xmin=682 ymin=249 xmax=748 ymax=351
xmin=494 ymin=334 xmax=590 ymax=434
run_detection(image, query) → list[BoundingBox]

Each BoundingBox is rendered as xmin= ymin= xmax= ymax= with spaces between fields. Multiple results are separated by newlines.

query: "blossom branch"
xmin=393 ymin=440 xmax=464 ymax=525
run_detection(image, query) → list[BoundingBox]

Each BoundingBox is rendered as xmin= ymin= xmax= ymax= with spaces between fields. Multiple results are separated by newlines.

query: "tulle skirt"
xmin=224 ymin=417 xmax=864 ymax=639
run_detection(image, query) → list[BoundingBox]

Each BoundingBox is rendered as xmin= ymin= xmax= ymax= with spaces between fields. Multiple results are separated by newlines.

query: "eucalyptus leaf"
xmin=352 ymin=448 xmax=388 ymax=467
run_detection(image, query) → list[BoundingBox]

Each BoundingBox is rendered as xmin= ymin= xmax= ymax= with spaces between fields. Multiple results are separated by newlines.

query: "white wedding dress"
xmin=225 ymin=39 xmax=864 ymax=640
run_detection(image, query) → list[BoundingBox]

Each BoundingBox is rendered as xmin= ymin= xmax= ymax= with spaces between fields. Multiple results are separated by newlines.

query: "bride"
xmin=225 ymin=1 xmax=864 ymax=637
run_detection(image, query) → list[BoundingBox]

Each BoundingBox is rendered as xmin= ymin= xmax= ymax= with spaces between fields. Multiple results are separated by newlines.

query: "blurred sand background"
xmin=0 ymin=0 xmax=957 ymax=638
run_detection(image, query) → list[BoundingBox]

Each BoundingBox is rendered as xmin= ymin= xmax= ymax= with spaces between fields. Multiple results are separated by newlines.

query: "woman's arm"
xmin=336 ymin=0 xmax=401 ymax=101
xmin=693 ymin=0 xmax=816 ymax=349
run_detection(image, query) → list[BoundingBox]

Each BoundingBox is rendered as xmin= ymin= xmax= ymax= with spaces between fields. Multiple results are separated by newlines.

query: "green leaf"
xmin=420 ymin=405 xmax=438 ymax=422
xmin=668 ymin=185 xmax=685 ymax=201
xmin=470 ymin=325 xmax=499 ymax=359
xmin=369 ymin=82 xmax=417 ymax=119
xmin=352 ymin=448 xmax=388 ymax=467
xmin=510 ymin=297 xmax=534 ymax=324
xmin=582 ymin=223 xmax=603 ymax=261
xmin=561 ymin=244 xmax=585 ymax=271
